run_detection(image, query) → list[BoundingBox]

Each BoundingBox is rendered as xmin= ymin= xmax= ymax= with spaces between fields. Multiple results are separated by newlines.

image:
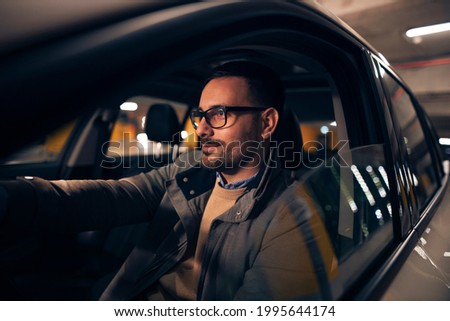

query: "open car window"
xmin=106 ymin=96 xmax=190 ymax=158
xmin=0 ymin=120 xmax=77 ymax=166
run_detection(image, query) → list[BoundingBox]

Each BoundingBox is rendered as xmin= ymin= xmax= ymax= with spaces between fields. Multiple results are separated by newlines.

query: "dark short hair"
xmin=204 ymin=61 xmax=284 ymax=115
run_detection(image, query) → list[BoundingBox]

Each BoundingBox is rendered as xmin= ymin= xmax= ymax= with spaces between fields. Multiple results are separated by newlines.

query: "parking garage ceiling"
xmin=318 ymin=0 xmax=450 ymax=138
xmin=318 ymin=0 xmax=450 ymax=63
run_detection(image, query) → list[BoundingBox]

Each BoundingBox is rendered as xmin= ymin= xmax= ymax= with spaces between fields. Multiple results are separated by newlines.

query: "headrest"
xmin=272 ymin=107 xmax=303 ymax=169
xmin=145 ymin=103 xmax=181 ymax=144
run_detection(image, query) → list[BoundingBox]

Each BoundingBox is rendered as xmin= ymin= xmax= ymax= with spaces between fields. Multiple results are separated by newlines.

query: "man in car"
xmin=0 ymin=61 xmax=336 ymax=300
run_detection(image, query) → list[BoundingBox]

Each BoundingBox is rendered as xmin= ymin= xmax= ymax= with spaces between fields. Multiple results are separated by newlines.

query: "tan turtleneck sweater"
xmin=147 ymin=180 xmax=246 ymax=300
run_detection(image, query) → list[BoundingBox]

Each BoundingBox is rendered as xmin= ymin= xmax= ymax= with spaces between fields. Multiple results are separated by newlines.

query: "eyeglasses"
xmin=190 ymin=105 xmax=267 ymax=129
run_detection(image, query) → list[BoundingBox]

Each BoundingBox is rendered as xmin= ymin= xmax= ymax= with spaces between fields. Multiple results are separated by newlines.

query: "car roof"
xmin=0 ymin=1 xmax=382 ymax=58
xmin=0 ymin=0 xmax=384 ymax=157
xmin=0 ymin=1 xmax=188 ymax=56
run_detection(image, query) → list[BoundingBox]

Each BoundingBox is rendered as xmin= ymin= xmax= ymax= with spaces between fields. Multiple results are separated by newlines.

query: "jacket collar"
xmin=171 ymin=149 xmax=289 ymax=223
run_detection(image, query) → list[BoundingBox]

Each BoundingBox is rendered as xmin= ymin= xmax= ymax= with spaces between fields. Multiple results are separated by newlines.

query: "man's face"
xmin=196 ymin=76 xmax=264 ymax=173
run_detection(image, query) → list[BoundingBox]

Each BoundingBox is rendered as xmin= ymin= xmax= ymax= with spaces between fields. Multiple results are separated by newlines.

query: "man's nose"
xmin=195 ymin=117 xmax=214 ymax=138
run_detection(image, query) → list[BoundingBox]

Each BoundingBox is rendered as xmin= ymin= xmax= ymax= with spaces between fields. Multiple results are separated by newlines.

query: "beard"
xmin=200 ymin=137 xmax=264 ymax=173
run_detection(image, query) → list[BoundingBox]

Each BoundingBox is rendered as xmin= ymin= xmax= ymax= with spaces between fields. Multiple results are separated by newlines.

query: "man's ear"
xmin=260 ymin=107 xmax=279 ymax=139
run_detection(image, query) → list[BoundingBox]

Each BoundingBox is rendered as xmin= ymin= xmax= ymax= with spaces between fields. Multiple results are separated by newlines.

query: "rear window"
xmin=381 ymin=69 xmax=439 ymax=211
xmin=106 ymin=96 xmax=191 ymax=158
xmin=0 ymin=120 xmax=76 ymax=165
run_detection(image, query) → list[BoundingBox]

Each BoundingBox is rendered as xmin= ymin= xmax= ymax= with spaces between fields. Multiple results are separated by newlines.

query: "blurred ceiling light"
xmin=439 ymin=138 xmax=450 ymax=146
xmin=136 ymin=133 xmax=148 ymax=144
xmin=406 ymin=22 xmax=450 ymax=38
xmin=120 ymin=102 xmax=138 ymax=111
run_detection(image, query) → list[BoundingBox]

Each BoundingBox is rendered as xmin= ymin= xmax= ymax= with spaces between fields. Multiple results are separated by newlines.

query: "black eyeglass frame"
xmin=190 ymin=105 xmax=268 ymax=129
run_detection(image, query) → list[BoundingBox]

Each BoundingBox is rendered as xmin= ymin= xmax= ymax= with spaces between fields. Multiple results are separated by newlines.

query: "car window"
xmin=287 ymin=87 xmax=347 ymax=170
xmin=292 ymin=96 xmax=394 ymax=299
xmin=106 ymin=96 xmax=189 ymax=158
xmin=381 ymin=69 xmax=439 ymax=213
xmin=0 ymin=120 xmax=76 ymax=166
xmin=293 ymin=144 xmax=393 ymax=298
xmin=269 ymin=46 xmax=394 ymax=299
xmin=99 ymin=96 xmax=195 ymax=178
